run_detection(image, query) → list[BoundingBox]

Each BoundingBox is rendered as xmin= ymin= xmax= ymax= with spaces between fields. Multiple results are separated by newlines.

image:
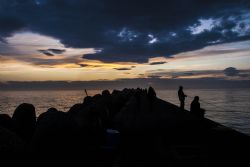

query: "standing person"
xmin=178 ymin=86 xmax=187 ymax=110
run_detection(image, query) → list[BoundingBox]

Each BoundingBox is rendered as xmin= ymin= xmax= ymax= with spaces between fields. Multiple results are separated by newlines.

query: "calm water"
xmin=0 ymin=89 xmax=250 ymax=135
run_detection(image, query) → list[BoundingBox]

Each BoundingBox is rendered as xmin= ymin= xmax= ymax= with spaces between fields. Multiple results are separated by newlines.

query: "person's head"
xmin=194 ymin=96 xmax=199 ymax=101
xmin=179 ymin=86 xmax=183 ymax=90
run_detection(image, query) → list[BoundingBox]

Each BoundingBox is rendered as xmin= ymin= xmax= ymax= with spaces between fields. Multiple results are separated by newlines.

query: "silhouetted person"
xmin=148 ymin=86 xmax=156 ymax=98
xmin=190 ymin=96 xmax=205 ymax=118
xmin=178 ymin=86 xmax=187 ymax=110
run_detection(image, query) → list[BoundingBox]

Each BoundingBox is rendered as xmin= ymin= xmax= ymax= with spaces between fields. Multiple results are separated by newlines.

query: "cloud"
xmin=0 ymin=15 xmax=25 ymax=42
xmin=78 ymin=64 xmax=89 ymax=68
xmin=147 ymin=75 xmax=162 ymax=79
xmin=113 ymin=67 xmax=132 ymax=71
xmin=239 ymin=74 xmax=249 ymax=78
xmin=77 ymin=63 xmax=103 ymax=68
xmin=1 ymin=0 xmax=250 ymax=63
xmin=47 ymin=49 xmax=66 ymax=54
xmin=146 ymin=69 xmax=223 ymax=79
xmin=38 ymin=50 xmax=55 ymax=56
xmin=145 ymin=67 xmax=250 ymax=79
xmin=149 ymin=61 xmax=167 ymax=65
xmin=38 ymin=48 xmax=66 ymax=56
xmin=222 ymin=67 xmax=250 ymax=78
xmin=223 ymin=67 xmax=240 ymax=76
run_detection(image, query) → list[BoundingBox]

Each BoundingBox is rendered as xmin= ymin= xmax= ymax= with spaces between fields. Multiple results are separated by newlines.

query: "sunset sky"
xmin=1 ymin=0 xmax=250 ymax=82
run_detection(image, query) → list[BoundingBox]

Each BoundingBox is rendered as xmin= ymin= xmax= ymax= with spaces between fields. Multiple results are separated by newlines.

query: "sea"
xmin=0 ymin=88 xmax=250 ymax=135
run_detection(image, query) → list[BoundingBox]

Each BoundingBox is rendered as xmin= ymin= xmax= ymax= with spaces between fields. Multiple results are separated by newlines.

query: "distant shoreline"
xmin=1 ymin=79 xmax=250 ymax=90
xmin=1 ymin=87 xmax=250 ymax=91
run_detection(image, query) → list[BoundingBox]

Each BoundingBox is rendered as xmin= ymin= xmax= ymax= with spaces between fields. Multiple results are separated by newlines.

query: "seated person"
xmin=190 ymin=96 xmax=205 ymax=118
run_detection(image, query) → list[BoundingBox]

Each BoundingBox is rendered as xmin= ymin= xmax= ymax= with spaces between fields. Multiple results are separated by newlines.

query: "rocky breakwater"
xmin=0 ymin=87 xmax=249 ymax=166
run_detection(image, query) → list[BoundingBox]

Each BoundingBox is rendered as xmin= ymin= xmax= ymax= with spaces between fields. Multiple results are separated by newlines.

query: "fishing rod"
xmin=84 ymin=89 xmax=88 ymax=96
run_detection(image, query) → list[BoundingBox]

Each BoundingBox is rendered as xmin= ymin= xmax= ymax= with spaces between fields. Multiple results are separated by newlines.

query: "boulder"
xmin=0 ymin=126 xmax=25 ymax=152
xmin=0 ymin=114 xmax=13 ymax=130
xmin=30 ymin=108 xmax=78 ymax=153
xmin=68 ymin=103 xmax=84 ymax=114
xmin=12 ymin=103 xmax=36 ymax=142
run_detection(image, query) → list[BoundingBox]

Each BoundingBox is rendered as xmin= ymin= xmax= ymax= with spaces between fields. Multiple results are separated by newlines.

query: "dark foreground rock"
xmin=30 ymin=108 xmax=77 ymax=152
xmin=0 ymin=114 xmax=13 ymax=130
xmin=0 ymin=127 xmax=25 ymax=152
xmin=0 ymin=88 xmax=249 ymax=166
xmin=12 ymin=103 xmax=36 ymax=142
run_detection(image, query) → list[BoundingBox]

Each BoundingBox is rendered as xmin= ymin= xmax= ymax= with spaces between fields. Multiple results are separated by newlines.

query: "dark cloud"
xmin=77 ymin=63 xmax=103 ymax=68
xmin=38 ymin=48 xmax=65 ymax=56
xmin=47 ymin=49 xmax=66 ymax=54
xmin=1 ymin=0 xmax=250 ymax=63
xmin=224 ymin=67 xmax=240 ymax=76
xmin=78 ymin=64 xmax=89 ymax=68
xmin=113 ymin=67 xmax=132 ymax=71
xmin=149 ymin=61 xmax=167 ymax=65
xmin=0 ymin=16 xmax=25 ymax=42
xmin=223 ymin=67 xmax=250 ymax=78
xmin=38 ymin=50 xmax=54 ymax=56
xmin=146 ymin=69 xmax=222 ymax=78
xmin=170 ymin=72 xmax=196 ymax=79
